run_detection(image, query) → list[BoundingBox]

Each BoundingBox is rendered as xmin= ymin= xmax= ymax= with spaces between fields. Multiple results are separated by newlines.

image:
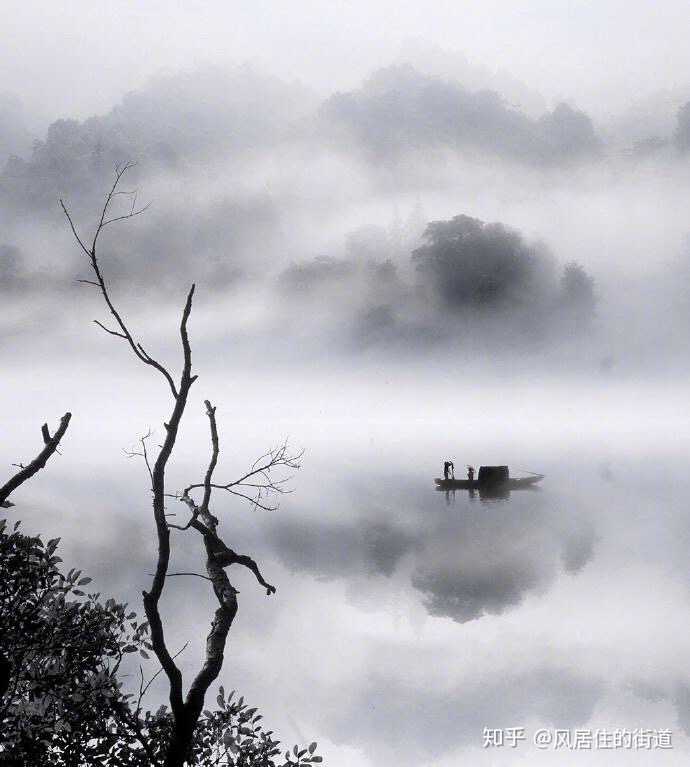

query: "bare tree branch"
xmin=158 ymin=572 xmax=213 ymax=582
xmin=124 ymin=430 xmax=154 ymax=485
xmin=66 ymin=165 xmax=299 ymax=767
xmin=223 ymin=488 xmax=280 ymax=512
xmin=141 ymin=282 xmax=197 ymax=723
xmin=154 ymin=401 xmax=280 ymax=755
xmin=102 ymin=201 xmax=151 ymax=228
xmin=136 ymin=642 xmax=189 ymax=714
xmin=182 ymin=439 xmax=303 ymax=513
xmin=0 ymin=413 xmax=72 ymax=507
xmin=94 ymin=319 xmax=127 ymax=339
xmin=187 ymin=516 xmax=277 ymax=595
xmin=64 ymin=165 xmax=199 ymax=732
xmin=60 ymin=164 xmax=178 ymax=399
xmin=199 ymin=400 xmax=219 ymax=515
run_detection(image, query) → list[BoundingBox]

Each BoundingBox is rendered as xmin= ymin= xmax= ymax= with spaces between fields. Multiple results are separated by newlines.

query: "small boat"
xmin=435 ymin=475 xmax=543 ymax=490
xmin=435 ymin=465 xmax=544 ymax=491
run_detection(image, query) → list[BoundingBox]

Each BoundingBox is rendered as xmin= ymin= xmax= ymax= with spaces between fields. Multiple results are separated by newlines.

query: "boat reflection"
xmin=439 ymin=483 xmax=541 ymax=504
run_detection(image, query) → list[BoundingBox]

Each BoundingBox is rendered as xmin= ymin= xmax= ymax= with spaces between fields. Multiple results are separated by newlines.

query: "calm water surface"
xmin=4 ymin=364 xmax=690 ymax=766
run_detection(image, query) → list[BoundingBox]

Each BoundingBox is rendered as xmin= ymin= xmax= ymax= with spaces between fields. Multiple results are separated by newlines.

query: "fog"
xmin=4 ymin=359 xmax=690 ymax=765
xmin=3 ymin=54 xmax=690 ymax=374
xmin=5 ymin=1 xmax=690 ymax=120
xmin=4 ymin=4 xmax=690 ymax=765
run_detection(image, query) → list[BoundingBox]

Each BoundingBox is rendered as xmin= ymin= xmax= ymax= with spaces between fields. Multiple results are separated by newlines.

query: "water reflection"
xmin=13 ymin=446 xmax=690 ymax=766
xmin=441 ymin=485 xmax=527 ymax=502
xmin=267 ymin=474 xmax=595 ymax=623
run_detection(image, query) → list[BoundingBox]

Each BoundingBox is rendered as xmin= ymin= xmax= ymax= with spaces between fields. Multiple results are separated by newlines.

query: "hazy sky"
xmin=4 ymin=0 xmax=690 ymax=122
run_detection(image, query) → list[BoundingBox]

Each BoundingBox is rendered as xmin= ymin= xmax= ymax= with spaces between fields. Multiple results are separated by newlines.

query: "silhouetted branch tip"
xmin=0 ymin=412 xmax=72 ymax=507
xmin=124 ymin=430 xmax=154 ymax=483
xmin=61 ymin=164 xmax=180 ymax=401
xmin=182 ymin=436 xmax=302 ymax=514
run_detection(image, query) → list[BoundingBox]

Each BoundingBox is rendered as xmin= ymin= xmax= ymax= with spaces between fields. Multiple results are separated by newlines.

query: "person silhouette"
xmin=443 ymin=460 xmax=455 ymax=480
xmin=467 ymin=465 xmax=475 ymax=482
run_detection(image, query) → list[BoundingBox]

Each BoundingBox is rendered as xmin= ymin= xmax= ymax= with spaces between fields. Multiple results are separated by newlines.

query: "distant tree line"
xmin=279 ymin=213 xmax=597 ymax=351
xmin=321 ymin=65 xmax=601 ymax=165
xmin=413 ymin=213 xmax=595 ymax=322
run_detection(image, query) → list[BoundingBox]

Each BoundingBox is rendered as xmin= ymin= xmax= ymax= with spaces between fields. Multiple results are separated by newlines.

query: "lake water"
xmin=3 ymin=356 xmax=690 ymax=766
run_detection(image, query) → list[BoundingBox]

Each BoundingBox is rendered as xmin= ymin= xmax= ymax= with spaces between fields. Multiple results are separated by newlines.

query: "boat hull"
xmin=435 ymin=475 xmax=543 ymax=490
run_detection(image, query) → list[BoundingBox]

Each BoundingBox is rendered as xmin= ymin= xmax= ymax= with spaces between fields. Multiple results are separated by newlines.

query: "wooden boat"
xmin=435 ymin=474 xmax=543 ymax=491
xmin=435 ymin=466 xmax=544 ymax=492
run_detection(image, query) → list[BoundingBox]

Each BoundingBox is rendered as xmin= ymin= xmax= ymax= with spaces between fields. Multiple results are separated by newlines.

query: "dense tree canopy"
xmin=412 ymin=214 xmax=552 ymax=311
xmin=0 ymin=520 xmax=323 ymax=766
xmin=0 ymin=519 xmax=149 ymax=764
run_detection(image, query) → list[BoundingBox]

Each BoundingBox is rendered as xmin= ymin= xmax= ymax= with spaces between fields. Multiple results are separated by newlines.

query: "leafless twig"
xmin=124 ymin=430 xmax=154 ymax=484
xmin=60 ymin=162 xmax=179 ymax=399
xmin=182 ymin=438 xmax=303 ymax=514
xmin=136 ymin=642 xmax=189 ymax=714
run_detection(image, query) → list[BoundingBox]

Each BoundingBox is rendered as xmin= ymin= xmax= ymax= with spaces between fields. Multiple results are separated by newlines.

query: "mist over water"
xmin=4 ymin=5 xmax=690 ymax=763
xmin=3 ymin=352 xmax=690 ymax=764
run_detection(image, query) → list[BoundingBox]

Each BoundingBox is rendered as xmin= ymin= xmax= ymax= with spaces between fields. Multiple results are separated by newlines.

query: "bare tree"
xmin=61 ymin=163 xmax=301 ymax=767
xmin=0 ymin=412 xmax=72 ymax=699
xmin=0 ymin=413 xmax=72 ymax=509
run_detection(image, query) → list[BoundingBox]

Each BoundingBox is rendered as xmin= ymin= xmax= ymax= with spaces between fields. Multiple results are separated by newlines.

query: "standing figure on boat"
xmin=443 ymin=460 xmax=455 ymax=480
xmin=467 ymin=465 xmax=475 ymax=482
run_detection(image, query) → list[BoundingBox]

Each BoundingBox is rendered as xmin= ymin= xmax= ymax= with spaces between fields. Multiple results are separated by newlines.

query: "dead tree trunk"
xmin=63 ymin=165 xmax=299 ymax=766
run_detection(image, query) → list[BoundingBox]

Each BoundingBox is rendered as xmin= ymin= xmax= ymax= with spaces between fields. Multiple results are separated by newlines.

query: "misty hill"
xmin=319 ymin=65 xmax=601 ymax=165
xmin=0 ymin=66 xmax=315 ymax=215
xmin=5 ymin=60 xmax=690 ymax=220
xmin=3 ymin=63 xmax=690 ymax=372
xmin=1 ymin=62 xmax=603 ymax=220
xmin=276 ymin=214 xmax=596 ymax=355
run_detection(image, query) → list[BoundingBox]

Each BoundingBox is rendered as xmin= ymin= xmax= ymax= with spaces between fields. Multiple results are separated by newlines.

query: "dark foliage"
xmin=0 ymin=521 xmax=323 ymax=766
xmin=412 ymin=214 xmax=551 ymax=311
xmin=409 ymin=213 xmax=598 ymax=343
xmin=0 ymin=519 xmax=149 ymax=764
